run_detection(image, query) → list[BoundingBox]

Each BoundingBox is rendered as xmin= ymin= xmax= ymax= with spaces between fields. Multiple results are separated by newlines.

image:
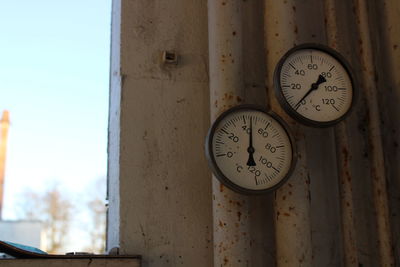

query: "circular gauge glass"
xmin=274 ymin=44 xmax=355 ymax=127
xmin=205 ymin=105 xmax=296 ymax=194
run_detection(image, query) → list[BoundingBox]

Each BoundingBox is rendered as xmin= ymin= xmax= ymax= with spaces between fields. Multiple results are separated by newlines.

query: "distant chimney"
xmin=0 ymin=110 xmax=10 ymax=219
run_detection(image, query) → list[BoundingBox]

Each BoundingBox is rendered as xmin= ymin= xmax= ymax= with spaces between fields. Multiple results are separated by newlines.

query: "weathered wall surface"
xmin=108 ymin=0 xmax=400 ymax=266
xmin=107 ymin=0 xmax=213 ymax=266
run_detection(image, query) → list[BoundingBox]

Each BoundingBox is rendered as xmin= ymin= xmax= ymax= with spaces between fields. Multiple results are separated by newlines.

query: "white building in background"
xmin=0 ymin=220 xmax=45 ymax=251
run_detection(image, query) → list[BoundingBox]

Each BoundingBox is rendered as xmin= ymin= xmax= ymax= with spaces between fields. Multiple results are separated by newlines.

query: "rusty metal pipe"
xmin=207 ymin=0 xmax=252 ymax=266
xmin=376 ymin=0 xmax=400 ymax=263
xmin=263 ymin=1 xmax=313 ymax=266
xmin=352 ymin=0 xmax=394 ymax=265
xmin=323 ymin=0 xmax=359 ymax=265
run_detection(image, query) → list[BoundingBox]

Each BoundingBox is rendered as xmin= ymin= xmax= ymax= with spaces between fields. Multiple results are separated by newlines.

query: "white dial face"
xmin=210 ymin=108 xmax=294 ymax=192
xmin=278 ymin=48 xmax=353 ymax=123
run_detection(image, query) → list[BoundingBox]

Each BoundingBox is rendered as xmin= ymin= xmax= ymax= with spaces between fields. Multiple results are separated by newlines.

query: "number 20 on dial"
xmin=274 ymin=44 xmax=355 ymax=127
xmin=205 ymin=105 xmax=296 ymax=194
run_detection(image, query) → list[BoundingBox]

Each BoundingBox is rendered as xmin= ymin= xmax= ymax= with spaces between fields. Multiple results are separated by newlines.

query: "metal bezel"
xmin=205 ymin=104 xmax=297 ymax=195
xmin=273 ymin=43 xmax=357 ymax=127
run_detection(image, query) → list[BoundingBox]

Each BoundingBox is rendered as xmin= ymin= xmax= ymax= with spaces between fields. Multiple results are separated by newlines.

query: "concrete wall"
xmin=107 ymin=0 xmax=212 ymax=266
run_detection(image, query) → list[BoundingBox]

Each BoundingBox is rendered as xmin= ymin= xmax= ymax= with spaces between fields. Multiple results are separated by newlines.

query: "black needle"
xmin=294 ymin=74 xmax=327 ymax=110
xmin=247 ymin=116 xmax=256 ymax=166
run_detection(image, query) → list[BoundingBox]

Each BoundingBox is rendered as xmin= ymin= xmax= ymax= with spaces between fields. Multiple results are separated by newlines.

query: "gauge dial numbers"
xmin=205 ymin=105 xmax=296 ymax=194
xmin=274 ymin=44 xmax=355 ymax=127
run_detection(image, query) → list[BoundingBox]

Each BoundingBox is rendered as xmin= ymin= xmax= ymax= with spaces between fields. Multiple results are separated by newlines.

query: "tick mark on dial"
xmin=332 ymin=104 xmax=339 ymax=111
xmin=272 ymin=166 xmax=280 ymax=173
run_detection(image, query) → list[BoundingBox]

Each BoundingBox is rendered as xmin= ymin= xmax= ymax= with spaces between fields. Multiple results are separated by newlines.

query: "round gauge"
xmin=205 ymin=105 xmax=296 ymax=194
xmin=274 ymin=43 xmax=355 ymax=127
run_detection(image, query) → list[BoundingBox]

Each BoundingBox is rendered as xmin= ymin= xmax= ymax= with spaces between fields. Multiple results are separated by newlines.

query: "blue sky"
xmin=0 ymin=0 xmax=111 ymax=250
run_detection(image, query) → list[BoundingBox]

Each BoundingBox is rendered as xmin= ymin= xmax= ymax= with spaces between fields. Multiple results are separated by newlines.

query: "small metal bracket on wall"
xmin=162 ymin=51 xmax=178 ymax=65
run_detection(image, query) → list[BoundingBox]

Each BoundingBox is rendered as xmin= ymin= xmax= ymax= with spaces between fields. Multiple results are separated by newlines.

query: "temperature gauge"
xmin=205 ymin=105 xmax=296 ymax=194
xmin=274 ymin=44 xmax=355 ymax=127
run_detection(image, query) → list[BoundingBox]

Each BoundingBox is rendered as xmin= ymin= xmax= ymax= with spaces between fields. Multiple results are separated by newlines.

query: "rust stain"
xmin=283 ymin=212 xmax=290 ymax=217
xmin=346 ymin=172 xmax=351 ymax=182
xmin=236 ymin=96 xmax=243 ymax=102
xmin=226 ymin=93 xmax=233 ymax=100
xmin=394 ymin=44 xmax=398 ymax=50
xmin=232 ymin=31 xmax=236 ymax=36
xmin=220 ymin=183 xmax=224 ymax=192
xmin=299 ymin=253 xmax=305 ymax=263
xmin=342 ymin=147 xmax=349 ymax=159
xmin=223 ymin=256 xmax=229 ymax=265
xmin=237 ymin=211 xmax=242 ymax=221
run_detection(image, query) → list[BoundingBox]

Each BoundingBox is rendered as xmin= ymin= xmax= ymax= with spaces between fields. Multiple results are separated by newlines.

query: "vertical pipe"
xmin=323 ymin=1 xmax=359 ymax=266
xmin=352 ymin=0 xmax=394 ymax=265
xmin=264 ymin=1 xmax=313 ymax=266
xmin=375 ymin=0 xmax=400 ymax=264
xmin=0 ymin=110 xmax=10 ymax=219
xmin=208 ymin=0 xmax=251 ymax=266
